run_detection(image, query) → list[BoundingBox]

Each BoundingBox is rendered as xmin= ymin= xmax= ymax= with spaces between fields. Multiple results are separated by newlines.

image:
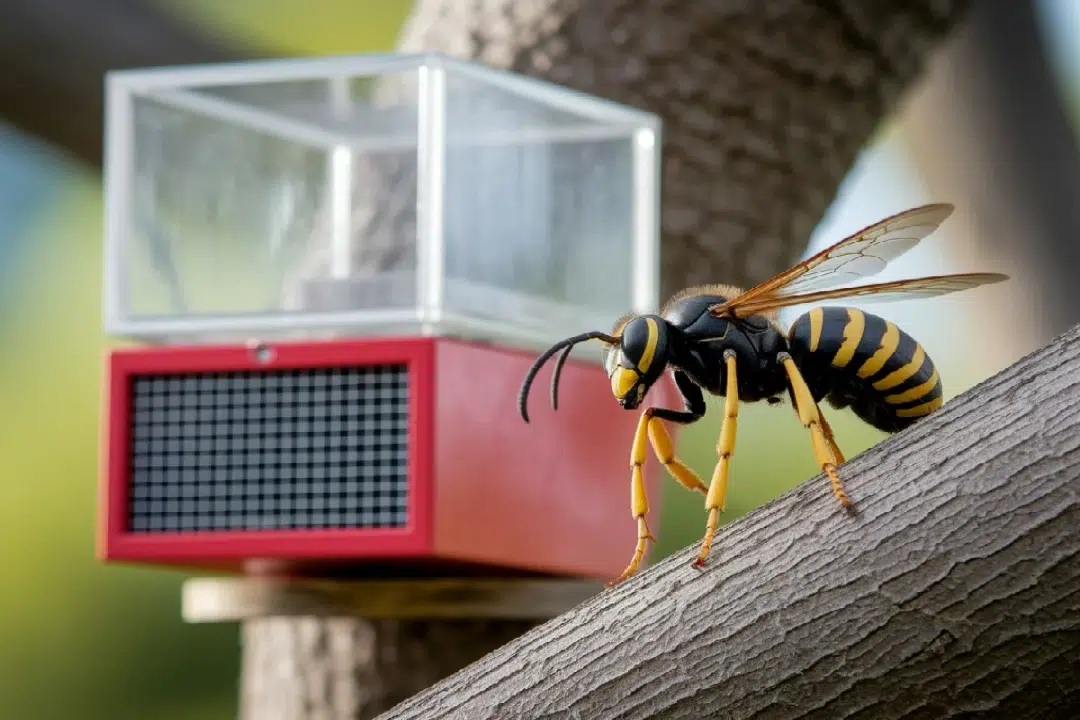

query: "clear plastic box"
xmin=102 ymin=53 xmax=661 ymax=349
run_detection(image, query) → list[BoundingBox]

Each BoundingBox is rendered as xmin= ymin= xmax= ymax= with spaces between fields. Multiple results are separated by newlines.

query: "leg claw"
xmin=606 ymin=520 xmax=657 ymax=589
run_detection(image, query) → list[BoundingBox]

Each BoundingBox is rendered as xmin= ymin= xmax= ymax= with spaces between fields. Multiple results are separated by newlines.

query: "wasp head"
xmin=517 ymin=314 xmax=672 ymax=422
xmin=605 ymin=315 xmax=670 ymax=411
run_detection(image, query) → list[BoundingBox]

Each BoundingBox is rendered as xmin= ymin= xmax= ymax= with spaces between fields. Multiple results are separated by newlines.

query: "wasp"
xmin=518 ymin=203 xmax=1007 ymax=587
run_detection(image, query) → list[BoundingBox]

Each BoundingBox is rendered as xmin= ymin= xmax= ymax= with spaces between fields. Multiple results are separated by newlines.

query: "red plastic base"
xmin=99 ymin=336 xmax=680 ymax=580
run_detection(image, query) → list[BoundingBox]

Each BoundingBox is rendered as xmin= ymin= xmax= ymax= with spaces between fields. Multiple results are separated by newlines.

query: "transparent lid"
xmin=103 ymin=53 xmax=661 ymax=349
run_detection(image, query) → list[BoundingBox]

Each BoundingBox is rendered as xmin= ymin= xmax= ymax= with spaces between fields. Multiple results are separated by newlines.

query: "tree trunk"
xmin=375 ymin=321 xmax=1080 ymax=720
xmin=242 ymin=1 xmax=975 ymax=718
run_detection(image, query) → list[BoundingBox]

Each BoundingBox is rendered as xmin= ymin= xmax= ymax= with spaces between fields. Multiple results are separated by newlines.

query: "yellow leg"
xmin=607 ymin=411 xmax=659 ymax=588
xmin=648 ymin=419 xmax=709 ymax=496
xmin=817 ymin=407 xmax=846 ymax=464
xmin=779 ymin=352 xmax=854 ymax=509
xmin=607 ymin=408 xmax=709 ymax=588
xmin=694 ymin=350 xmax=740 ymax=568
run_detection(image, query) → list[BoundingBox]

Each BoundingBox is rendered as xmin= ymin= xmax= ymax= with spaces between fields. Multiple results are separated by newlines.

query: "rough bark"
xmin=0 ymin=0 xmax=254 ymax=169
xmin=245 ymin=1 xmax=978 ymax=718
xmin=375 ymin=322 xmax=1080 ymax=720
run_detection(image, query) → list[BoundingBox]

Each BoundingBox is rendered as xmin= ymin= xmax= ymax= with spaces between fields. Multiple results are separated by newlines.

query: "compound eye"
xmin=604 ymin=347 xmax=619 ymax=375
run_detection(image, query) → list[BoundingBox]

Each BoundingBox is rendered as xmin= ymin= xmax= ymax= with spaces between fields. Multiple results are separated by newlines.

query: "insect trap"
xmin=97 ymin=52 xmax=675 ymax=580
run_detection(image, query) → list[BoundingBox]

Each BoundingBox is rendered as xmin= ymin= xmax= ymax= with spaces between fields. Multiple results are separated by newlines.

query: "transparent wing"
xmin=710 ymin=203 xmax=955 ymax=317
xmin=723 ymin=272 xmax=1008 ymax=318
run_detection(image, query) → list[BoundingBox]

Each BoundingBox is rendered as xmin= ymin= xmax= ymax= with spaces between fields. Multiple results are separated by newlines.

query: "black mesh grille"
xmin=127 ymin=364 xmax=410 ymax=533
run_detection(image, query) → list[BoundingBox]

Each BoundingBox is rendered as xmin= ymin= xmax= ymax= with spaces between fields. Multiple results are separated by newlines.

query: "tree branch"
xmin=376 ymin=322 xmax=1080 ymax=720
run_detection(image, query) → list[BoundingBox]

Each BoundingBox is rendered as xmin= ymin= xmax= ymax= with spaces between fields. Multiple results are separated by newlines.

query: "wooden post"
xmin=372 ymin=323 xmax=1080 ymax=719
xmin=238 ymin=618 xmax=533 ymax=719
xmin=181 ymin=579 xmax=598 ymax=718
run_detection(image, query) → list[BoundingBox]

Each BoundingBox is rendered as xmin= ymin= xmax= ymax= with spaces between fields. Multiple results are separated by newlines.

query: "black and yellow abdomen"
xmin=787 ymin=306 xmax=943 ymax=433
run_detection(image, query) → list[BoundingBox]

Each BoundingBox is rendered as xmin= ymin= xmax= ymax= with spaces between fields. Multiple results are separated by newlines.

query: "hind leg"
xmin=817 ymin=407 xmax=846 ymax=464
xmin=778 ymin=352 xmax=854 ymax=509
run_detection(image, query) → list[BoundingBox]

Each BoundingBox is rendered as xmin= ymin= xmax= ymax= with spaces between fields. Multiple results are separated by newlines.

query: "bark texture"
xmin=376 ymin=322 xmax=1080 ymax=720
xmin=396 ymin=0 xmax=974 ymax=296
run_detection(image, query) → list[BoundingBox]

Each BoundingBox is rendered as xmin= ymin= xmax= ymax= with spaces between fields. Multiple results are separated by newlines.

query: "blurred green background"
xmin=0 ymin=2 xmax=1031 ymax=719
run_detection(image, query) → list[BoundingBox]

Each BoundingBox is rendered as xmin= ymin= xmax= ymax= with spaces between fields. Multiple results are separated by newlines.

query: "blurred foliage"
xmin=0 ymin=2 xmax=1001 ymax=719
xmin=0 ymin=156 xmax=242 ymax=720
xmin=161 ymin=0 xmax=415 ymax=57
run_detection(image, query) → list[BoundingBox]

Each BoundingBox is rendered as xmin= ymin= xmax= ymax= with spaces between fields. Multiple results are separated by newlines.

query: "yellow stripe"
xmin=638 ymin=317 xmax=659 ymax=373
xmin=857 ymin=322 xmax=900 ymax=379
xmin=896 ymin=396 xmax=943 ymax=418
xmin=886 ymin=367 xmax=939 ymax=405
xmin=831 ymin=308 xmax=865 ymax=368
xmin=873 ymin=344 xmax=926 ymax=391
xmin=808 ymin=307 xmax=824 ymax=352
xmin=612 ymin=367 xmax=639 ymax=399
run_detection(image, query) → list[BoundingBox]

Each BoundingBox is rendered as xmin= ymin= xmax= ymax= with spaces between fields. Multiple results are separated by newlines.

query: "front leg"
xmin=608 ymin=371 xmax=706 ymax=588
xmin=650 ymin=372 xmax=711 ymax=495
